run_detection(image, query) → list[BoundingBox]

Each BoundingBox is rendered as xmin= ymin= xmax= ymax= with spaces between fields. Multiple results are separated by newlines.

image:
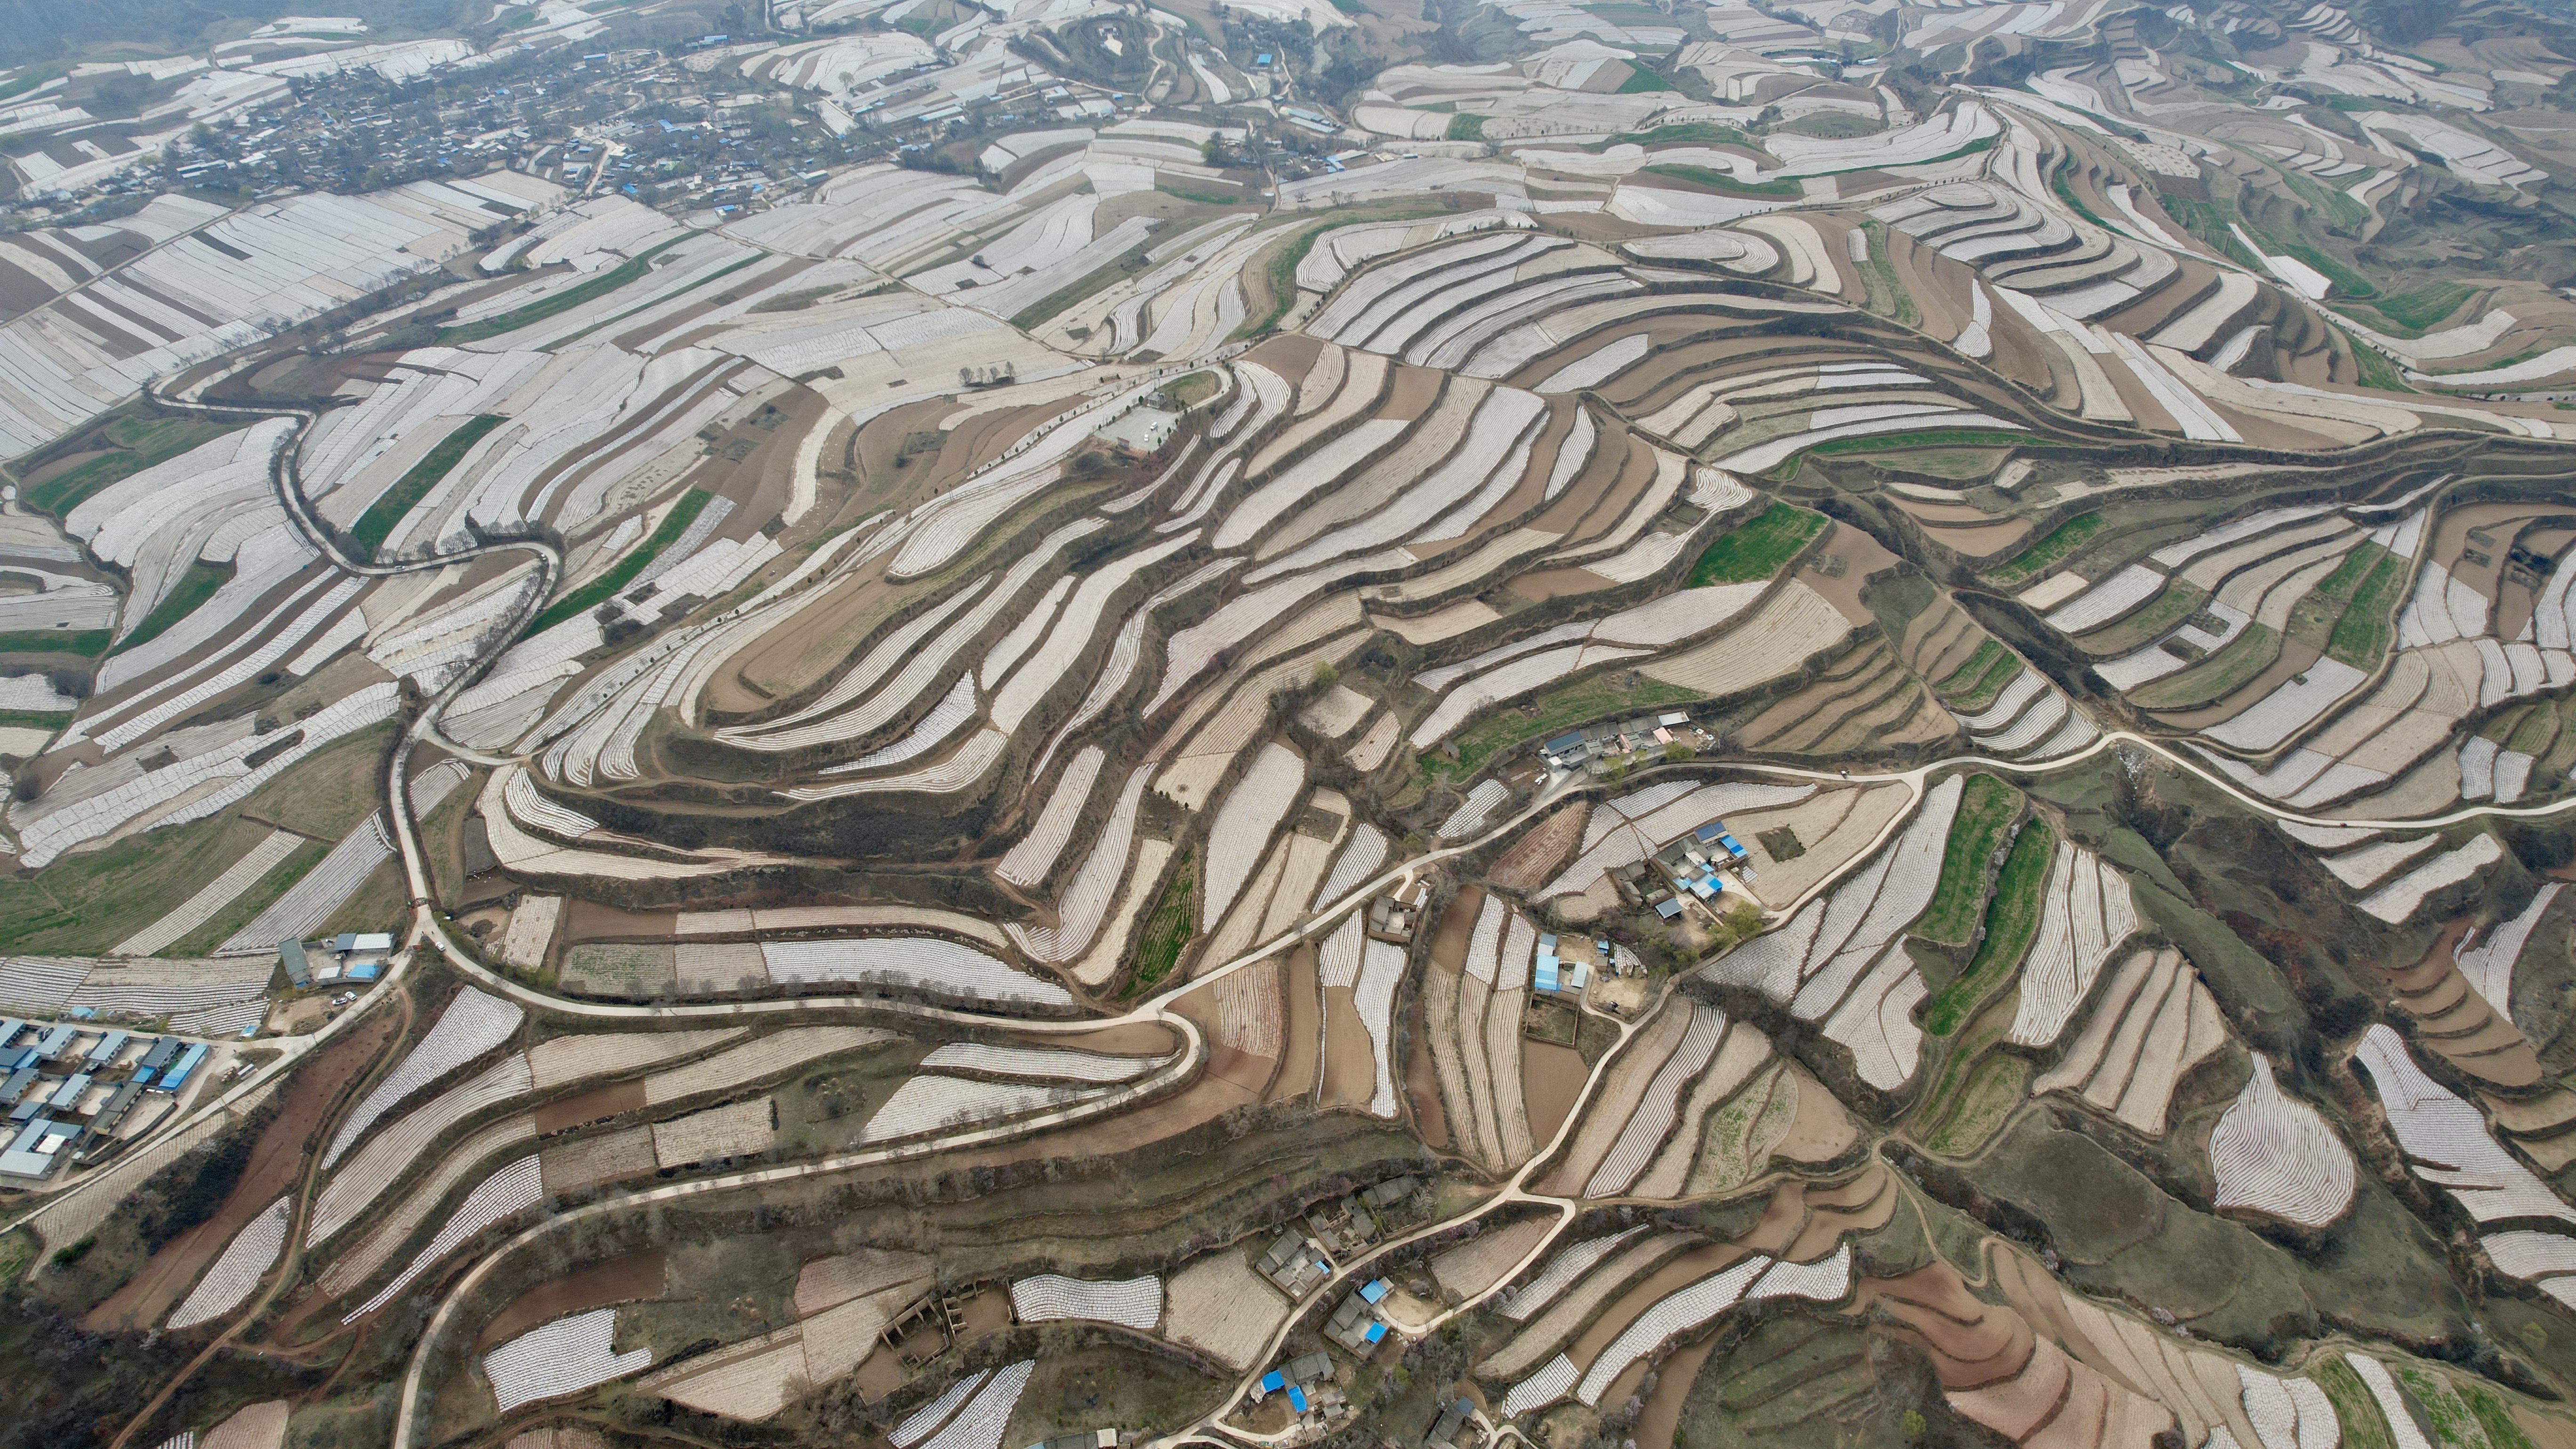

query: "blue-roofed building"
xmin=44 ymin=1073 xmax=89 ymax=1111
xmin=137 ymin=1037 xmax=179 ymax=1072
xmin=32 ymin=1024 xmax=76 ymax=1060
xmin=157 ymin=1043 xmax=209 ymax=1092
xmin=1359 ymin=1278 xmax=1389 ymax=1304
xmin=1654 ymin=898 xmax=1684 ymax=920
xmin=0 ymin=1065 xmax=34 ymax=1105
xmin=1534 ymin=957 xmax=1561 ymax=992
xmin=1287 ymin=1386 xmax=1309 ymax=1413
xmin=0 ymin=1017 xmax=23 ymax=1049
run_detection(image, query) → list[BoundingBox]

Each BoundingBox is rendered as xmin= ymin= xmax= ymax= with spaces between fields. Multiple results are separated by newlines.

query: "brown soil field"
xmin=1246 ymin=331 xmax=1324 ymax=378
xmin=1407 ymin=983 xmax=1451 ymax=1149
xmin=1802 ymin=523 xmax=1903 ymax=627
xmin=1526 ymin=423 xmax=1635 ymax=535
xmin=1320 ymin=983 xmax=1373 ymax=1111
xmin=1775 ymin=1064 xmax=1860 ymax=1165
xmin=1430 ymin=888 xmax=1481 ymax=973
xmin=86 ymin=1009 xmax=398 ymax=1332
xmin=1511 ymin=567 xmax=1619 ymax=604
xmin=1043 ymin=1020 xmax=1185 ymax=1055
xmin=1859 ymin=1262 xmax=2033 ymax=1390
xmin=2386 ymin=918 xmax=2545 ymax=1089
xmin=1554 ymin=438 xmax=1658 ymax=551
xmin=1273 ymin=946 xmax=1323 ymax=1103
xmin=1523 ymin=1041 xmax=1586 ymax=1146
xmin=1986 ymin=315 xmax=2066 ymax=405
xmin=536 ymin=1079 xmax=647 ymax=1135
xmin=904 ymin=1061 xmax=1265 ymax=1180
xmin=1207 ymin=1043 xmax=1278 ymax=1096
xmin=563 ymin=899 xmax=679 ymax=942
xmin=474 ymin=1251 xmax=668 ymax=1352
xmin=1631 ymin=1330 xmax=1719 ymax=1449
xmin=1381 ymin=362 xmax=1445 ymax=420
xmin=708 ymin=568 xmax=916 ymax=714
xmin=1489 ymin=805 xmax=1586 ymax=894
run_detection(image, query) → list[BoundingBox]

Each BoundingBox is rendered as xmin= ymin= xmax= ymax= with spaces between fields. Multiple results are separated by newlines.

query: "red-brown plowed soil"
xmin=1521 ymin=1040 xmax=1586 ymax=1145
xmin=1429 ymin=888 xmax=1482 ymax=974
xmin=474 ymin=1250 xmax=668 ymax=1351
xmin=1272 ymin=945 xmax=1322 ymax=1103
xmin=1406 ymin=985 xmax=1449 ymax=1149
xmin=535 ymin=1079 xmax=646 ymax=1135
xmin=87 ymin=1011 xmax=399 ymax=1332
xmin=1632 ymin=1332 xmax=1718 ymax=1449
xmin=1319 ymin=984 xmax=1372 ymax=1110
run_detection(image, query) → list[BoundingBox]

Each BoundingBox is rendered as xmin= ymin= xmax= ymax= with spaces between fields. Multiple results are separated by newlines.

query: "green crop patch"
xmin=1989 ymin=512 xmax=2102 ymax=585
xmin=1447 ymin=113 xmax=1486 ymax=141
xmin=1156 ymin=181 xmax=1247 ymax=207
xmin=1425 ymin=674 xmax=1698 ymax=781
xmin=1609 ymin=121 xmax=1749 ymax=147
xmin=1803 ymin=428 xmax=2053 ymax=462
xmin=1922 ymin=817 xmax=2054 ymax=1036
xmin=1934 ymin=640 xmax=2017 ymax=708
xmin=1686 ymin=502 xmax=1825 ymax=587
xmin=2339 ymin=281 xmax=2478 ymax=337
xmin=352 ymin=413 xmax=507 ymax=556
xmin=2327 ymin=549 xmax=2412 ymax=669
xmin=1916 ymin=774 xmax=2020 ymax=946
xmin=439 ymin=235 xmax=685 ymax=345
xmin=1637 ymin=163 xmax=1800 ymax=197
xmin=1123 ymin=852 xmax=1196 ymax=997
xmin=112 ymin=561 xmax=230 ymax=656
xmin=1616 ymin=66 xmax=1676 ymax=92
xmin=526 ymin=488 xmax=714 ymax=636
xmin=0 ymin=630 xmax=110 ymax=658
xmin=22 ymin=414 xmax=244 ymax=516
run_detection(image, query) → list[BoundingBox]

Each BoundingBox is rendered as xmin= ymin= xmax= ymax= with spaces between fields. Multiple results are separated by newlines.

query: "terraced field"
xmin=24 ymin=5 xmax=2576 ymax=1447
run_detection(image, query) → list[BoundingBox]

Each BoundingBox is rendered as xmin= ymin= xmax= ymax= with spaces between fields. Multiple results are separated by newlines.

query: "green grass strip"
xmin=1915 ymin=775 xmax=2020 ymax=946
xmin=111 ymin=561 xmax=229 ymax=656
xmin=23 ymin=416 xmax=241 ymax=515
xmin=2327 ymin=550 xmax=2412 ymax=669
xmin=438 ymin=236 xmax=685 ymax=346
xmin=525 ymin=489 xmax=713 ymax=636
xmin=1922 ymin=817 xmax=2054 ymax=1036
xmin=1122 ymin=852 xmax=1196 ymax=998
xmin=0 ymin=708 xmax=72 ymax=730
xmin=1802 ymin=428 xmax=2056 ymax=461
xmin=351 ymin=414 xmax=507 ymax=557
xmin=1424 ymin=676 xmax=1699 ymax=781
xmin=1637 ymin=163 xmax=1800 ymax=197
xmin=1989 ymin=513 xmax=2102 ymax=585
xmin=0 ymin=629 xmax=110 ymax=657
xmin=1686 ymin=502 xmax=1824 ymax=587
xmin=1934 ymin=640 xmax=2014 ymax=703
xmin=1616 ymin=66 xmax=1675 ymax=92
xmin=1447 ymin=113 xmax=1486 ymax=141
xmin=1233 ymin=208 xmax=1453 ymax=342
xmin=1157 ymin=182 xmax=1247 ymax=207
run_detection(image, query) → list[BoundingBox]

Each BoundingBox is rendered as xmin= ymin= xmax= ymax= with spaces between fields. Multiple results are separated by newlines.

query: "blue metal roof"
xmin=1359 ymin=1278 xmax=1389 ymax=1303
